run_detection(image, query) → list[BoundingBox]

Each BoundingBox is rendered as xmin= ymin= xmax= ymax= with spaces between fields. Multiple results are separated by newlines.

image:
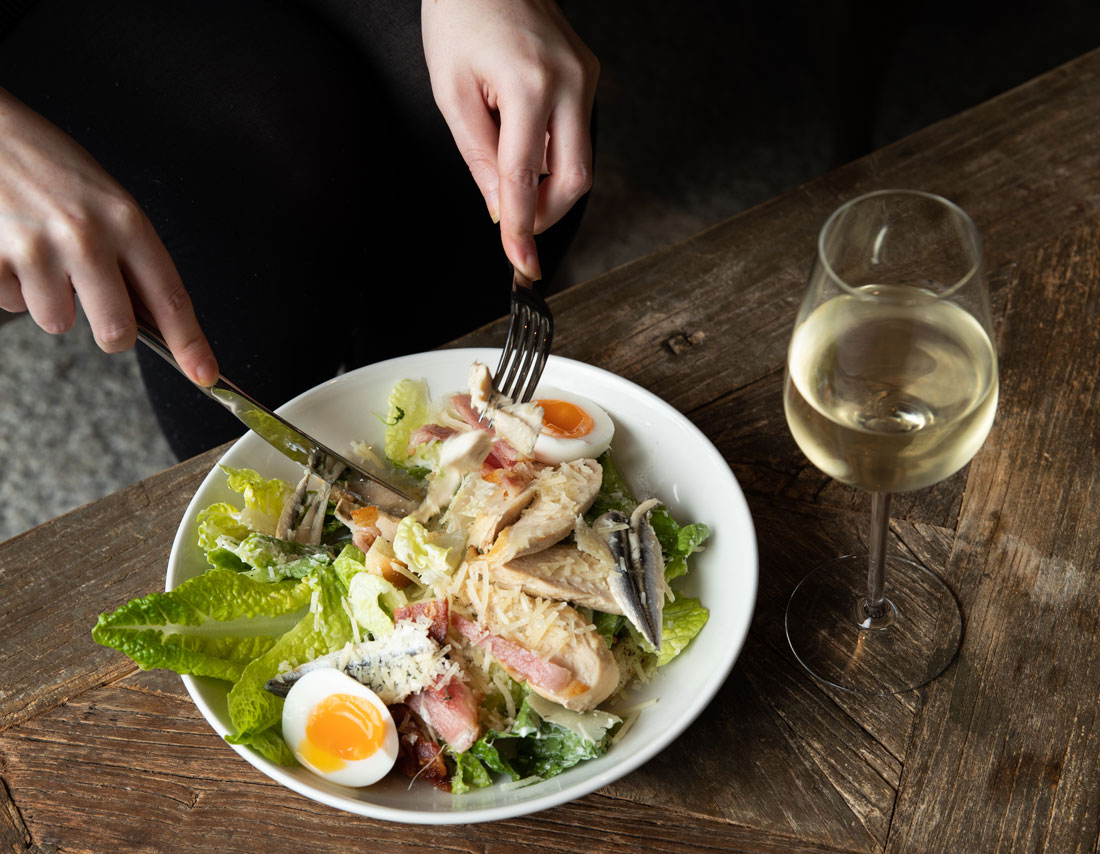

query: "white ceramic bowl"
xmin=167 ymin=348 xmax=757 ymax=824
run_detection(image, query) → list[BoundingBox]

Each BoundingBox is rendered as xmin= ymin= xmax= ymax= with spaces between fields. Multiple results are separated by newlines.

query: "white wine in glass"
xmin=783 ymin=190 xmax=998 ymax=695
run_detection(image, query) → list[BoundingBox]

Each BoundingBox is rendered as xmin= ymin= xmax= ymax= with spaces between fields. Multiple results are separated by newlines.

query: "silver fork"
xmin=492 ymin=269 xmax=554 ymax=403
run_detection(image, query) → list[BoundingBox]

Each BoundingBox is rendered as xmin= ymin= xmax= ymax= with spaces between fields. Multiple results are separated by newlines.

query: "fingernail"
xmin=195 ymin=356 xmax=219 ymax=387
xmin=522 ymin=251 xmax=542 ymax=282
xmin=487 ymin=192 xmax=500 ymax=224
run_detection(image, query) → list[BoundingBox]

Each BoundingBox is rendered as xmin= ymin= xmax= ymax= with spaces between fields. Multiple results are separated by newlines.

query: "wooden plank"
xmin=0 ymin=669 xmax=855 ymax=854
xmin=0 ymin=444 xmax=226 ymax=732
xmin=886 ymin=226 xmax=1100 ymax=851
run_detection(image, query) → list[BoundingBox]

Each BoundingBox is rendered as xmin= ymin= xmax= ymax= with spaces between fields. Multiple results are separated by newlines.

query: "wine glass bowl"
xmin=783 ymin=190 xmax=997 ymax=694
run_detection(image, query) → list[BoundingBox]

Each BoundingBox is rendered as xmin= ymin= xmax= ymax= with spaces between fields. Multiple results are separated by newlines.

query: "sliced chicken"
xmin=486 ymin=458 xmax=603 ymax=563
xmin=411 ymin=429 xmax=493 ymax=523
xmin=451 ymin=584 xmax=619 ymax=712
xmin=467 ymin=362 xmax=544 ymax=456
xmin=488 ymin=544 xmax=620 ymax=614
xmin=467 ymin=471 xmax=539 ymax=551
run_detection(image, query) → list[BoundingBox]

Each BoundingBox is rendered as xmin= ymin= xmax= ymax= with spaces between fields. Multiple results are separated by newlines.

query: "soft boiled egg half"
xmin=281 ymin=668 xmax=399 ymax=787
xmin=531 ymin=387 xmax=615 ymax=464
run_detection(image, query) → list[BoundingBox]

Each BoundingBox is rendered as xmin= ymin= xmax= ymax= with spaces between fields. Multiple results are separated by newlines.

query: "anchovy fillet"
xmin=597 ymin=508 xmax=662 ymax=649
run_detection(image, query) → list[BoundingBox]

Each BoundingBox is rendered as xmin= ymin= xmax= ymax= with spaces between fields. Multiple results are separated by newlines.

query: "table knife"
xmin=135 ymin=319 xmax=422 ymax=511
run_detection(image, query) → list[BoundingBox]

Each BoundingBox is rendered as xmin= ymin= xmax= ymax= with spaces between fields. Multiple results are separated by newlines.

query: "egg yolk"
xmin=300 ymin=693 xmax=386 ymax=772
xmin=537 ymin=399 xmax=594 ymax=439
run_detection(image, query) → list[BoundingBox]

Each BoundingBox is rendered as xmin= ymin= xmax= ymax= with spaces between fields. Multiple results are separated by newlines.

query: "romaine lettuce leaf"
xmin=392 ymin=516 xmax=461 ymax=588
xmin=91 ymin=569 xmax=311 ymax=682
xmin=449 ymin=749 xmax=494 ymax=794
xmin=657 ymin=596 xmax=709 ymax=666
xmin=592 ymin=610 xmax=624 ymax=648
xmin=586 ymin=451 xmax=637 ymax=519
xmin=463 ymin=695 xmax=621 ymax=786
xmin=220 ymin=465 xmax=291 ymax=534
xmin=232 ymin=533 xmax=332 ymax=582
xmin=197 ymin=503 xmax=253 ymax=554
xmin=332 ymin=543 xmax=366 ymax=587
xmin=226 ymin=723 xmax=298 ymax=766
xmin=226 ymin=563 xmax=355 ymax=742
xmin=649 ymin=507 xmax=709 ymax=582
xmin=333 ymin=543 xmax=407 ymax=638
xmin=382 ymin=378 xmax=432 ymax=466
xmin=347 ymin=571 xmax=407 ymax=639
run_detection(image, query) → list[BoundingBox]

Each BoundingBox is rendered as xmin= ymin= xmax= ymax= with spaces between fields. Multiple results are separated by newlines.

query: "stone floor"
xmin=2 ymin=0 xmax=1097 ymax=541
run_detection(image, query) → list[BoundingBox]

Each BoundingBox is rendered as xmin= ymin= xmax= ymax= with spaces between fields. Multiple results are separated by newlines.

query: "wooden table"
xmin=4 ymin=47 xmax=1100 ymax=854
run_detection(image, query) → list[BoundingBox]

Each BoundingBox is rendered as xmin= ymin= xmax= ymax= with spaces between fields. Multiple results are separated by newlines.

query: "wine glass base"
xmin=785 ymin=554 xmax=962 ymax=695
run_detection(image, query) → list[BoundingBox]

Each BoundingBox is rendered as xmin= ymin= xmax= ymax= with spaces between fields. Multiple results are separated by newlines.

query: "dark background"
xmin=557 ymin=0 xmax=1100 ymax=284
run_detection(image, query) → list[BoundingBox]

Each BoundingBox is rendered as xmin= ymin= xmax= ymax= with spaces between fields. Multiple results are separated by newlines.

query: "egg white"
xmin=281 ymin=668 xmax=399 ymax=788
xmin=531 ymin=387 xmax=615 ymax=464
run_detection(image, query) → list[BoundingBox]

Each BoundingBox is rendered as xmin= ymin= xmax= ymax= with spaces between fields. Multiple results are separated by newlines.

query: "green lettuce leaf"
xmin=382 ymin=378 xmax=433 ymax=466
xmin=347 ymin=571 xmax=407 ymax=639
xmin=449 ymin=749 xmax=495 ymax=794
xmin=232 ymin=533 xmax=333 ymax=582
xmin=392 ymin=516 xmax=461 ymax=588
xmin=657 ymin=596 xmax=709 ymax=666
xmin=649 ymin=507 xmax=709 ymax=582
xmin=466 ymin=695 xmax=621 ymax=784
xmin=592 ymin=610 xmax=624 ymax=648
xmin=220 ymin=465 xmax=291 ymax=535
xmin=197 ymin=503 xmax=253 ymax=554
xmin=332 ymin=543 xmax=366 ymax=587
xmin=226 ymin=724 xmax=299 ymax=766
xmin=91 ymin=569 xmax=311 ymax=682
xmin=226 ymin=562 xmax=355 ymax=741
xmin=586 ymin=451 xmax=637 ymax=520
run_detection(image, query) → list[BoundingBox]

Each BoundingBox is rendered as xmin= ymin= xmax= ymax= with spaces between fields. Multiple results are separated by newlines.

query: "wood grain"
xmin=0 ymin=444 xmax=227 ymax=733
xmin=886 ymin=226 xmax=1100 ymax=852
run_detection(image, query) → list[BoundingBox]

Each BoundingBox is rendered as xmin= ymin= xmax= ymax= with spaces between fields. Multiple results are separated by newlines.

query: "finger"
xmin=122 ymin=229 xmax=218 ymax=387
xmin=17 ymin=259 xmax=76 ymax=334
xmin=436 ymin=83 xmax=504 ymax=222
xmin=497 ymin=99 xmax=551 ymax=280
xmin=71 ymin=261 xmax=137 ymax=354
xmin=0 ymin=263 xmax=27 ymax=313
xmin=534 ymin=102 xmax=594 ymax=234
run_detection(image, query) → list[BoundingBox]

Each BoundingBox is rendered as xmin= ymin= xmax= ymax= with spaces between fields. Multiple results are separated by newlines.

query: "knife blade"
xmin=134 ymin=319 xmax=423 ymax=511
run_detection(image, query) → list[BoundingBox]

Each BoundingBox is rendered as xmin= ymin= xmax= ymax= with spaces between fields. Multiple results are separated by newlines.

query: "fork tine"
xmin=495 ymin=310 xmax=526 ymax=398
xmin=493 ymin=269 xmax=554 ymax=403
xmin=494 ymin=303 xmax=523 ymax=382
xmin=518 ymin=310 xmax=551 ymax=403
xmin=501 ymin=304 xmax=536 ymax=400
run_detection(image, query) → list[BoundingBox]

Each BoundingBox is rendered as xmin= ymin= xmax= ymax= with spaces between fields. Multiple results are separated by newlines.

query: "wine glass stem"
xmin=862 ymin=492 xmax=893 ymax=626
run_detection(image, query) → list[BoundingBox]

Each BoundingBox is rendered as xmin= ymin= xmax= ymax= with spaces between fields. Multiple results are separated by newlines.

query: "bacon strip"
xmin=451 ymin=612 xmax=574 ymax=693
xmin=405 ymin=676 xmax=482 ymax=753
xmin=390 ymin=703 xmax=451 ymax=791
xmin=407 ymin=424 xmax=457 ymax=452
xmin=394 ymin=598 xmax=450 ymax=644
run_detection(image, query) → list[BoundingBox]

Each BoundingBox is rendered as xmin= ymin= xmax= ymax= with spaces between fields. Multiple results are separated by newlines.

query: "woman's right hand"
xmin=0 ymin=88 xmax=217 ymax=386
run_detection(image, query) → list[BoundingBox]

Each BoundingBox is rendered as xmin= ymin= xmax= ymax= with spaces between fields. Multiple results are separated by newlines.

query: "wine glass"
xmin=783 ymin=190 xmax=998 ymax=695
